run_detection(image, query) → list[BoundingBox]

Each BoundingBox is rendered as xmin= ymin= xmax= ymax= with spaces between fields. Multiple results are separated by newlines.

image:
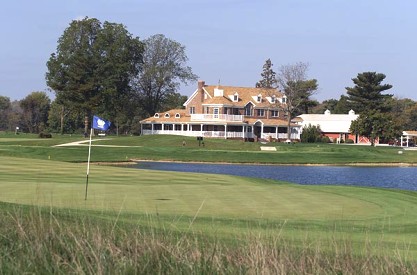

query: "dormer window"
xmin=257 ymin=94 xmax=262 ymax=103
xmin=282 ymin=96 xmax=287 ymax=104
xmin=271 ymin=95 xmax=276 ymax=103
xmin=154 ymin=113 xmax=159 ymax=118
xmin=164 ymin=113 xmax=170 ymax=118
xmin=233 ymin=92 xmax=239 ymax=102
xmin=175 ymin=113 xmax=180 ymax=118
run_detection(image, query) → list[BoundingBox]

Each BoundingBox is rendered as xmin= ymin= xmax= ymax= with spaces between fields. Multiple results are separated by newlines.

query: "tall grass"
xmin=1 ymin=204 xmax=415 ymax=274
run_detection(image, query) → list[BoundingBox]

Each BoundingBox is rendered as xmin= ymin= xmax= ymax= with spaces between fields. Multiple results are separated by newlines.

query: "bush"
xmin=320 ymin=136 xmax=331 ymax=143
xmin=38 ymin=132 xmax=52 ymax=138
xmin=301 ymin=124 xmax=322 ymax=143
xmin=345 ymin=139 xmax=354 ymax=144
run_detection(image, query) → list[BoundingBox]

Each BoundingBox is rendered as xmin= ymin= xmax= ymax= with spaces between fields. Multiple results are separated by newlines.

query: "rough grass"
xmin=1 ymin=203 xmax=416 ymax=274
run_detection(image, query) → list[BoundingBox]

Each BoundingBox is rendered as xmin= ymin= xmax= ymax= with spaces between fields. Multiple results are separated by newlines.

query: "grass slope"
xmin=1 ymin=156 xmax=417 ymax=255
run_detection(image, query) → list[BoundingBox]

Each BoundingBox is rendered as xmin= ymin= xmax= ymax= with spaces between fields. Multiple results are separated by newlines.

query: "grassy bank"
xmin=1 ymin=133 xmax=416 ymax=164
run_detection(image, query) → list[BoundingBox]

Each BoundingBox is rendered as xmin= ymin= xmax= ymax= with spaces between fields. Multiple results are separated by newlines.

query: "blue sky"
xmin=1 ymin=0 xmax=416 ymax=102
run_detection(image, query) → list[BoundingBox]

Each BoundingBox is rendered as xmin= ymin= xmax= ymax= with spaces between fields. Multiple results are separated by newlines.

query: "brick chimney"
xmin=198 ymin=80 xmax=205 ymax=90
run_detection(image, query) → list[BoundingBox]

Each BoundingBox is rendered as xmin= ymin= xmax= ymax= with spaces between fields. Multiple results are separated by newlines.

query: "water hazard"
xmin=133 ymin=162 xmax=417 ymax=191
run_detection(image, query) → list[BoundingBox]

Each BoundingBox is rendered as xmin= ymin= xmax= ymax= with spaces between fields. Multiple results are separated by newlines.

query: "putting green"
xmin=0 ymin=156 xmax=402 ymax=221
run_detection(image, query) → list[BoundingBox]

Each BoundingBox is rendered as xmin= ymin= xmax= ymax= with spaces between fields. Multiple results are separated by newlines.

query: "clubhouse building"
xmin=140 ymin=80 xmax=301 ymax=141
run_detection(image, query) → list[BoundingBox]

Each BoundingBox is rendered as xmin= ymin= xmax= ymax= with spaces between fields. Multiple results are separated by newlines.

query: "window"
xmin=175 ymin=113 xmax=180 ymax=118
xmin=244 ymin=104 xmax=253 ymax=116
xmin=257 ymin=94 xmax=262 ymax=103
xmin=213 ymin=108 xmax=219 ymax=118
xmin=257 ymin=109 xmax=265 ymax=117
xmin=164 ymin=113 xmax=170 ymax=118
xmin=154 ymin=113 xmax=159 ymax=118
xmin=233 ymin=92 xmax=239 ymax=102
xmin=271 ymin=110 xmax=279 ymax=117
xmin=189 ymin=107 xmax=195 ymax=114
xmin=282 ymin=96 xmax=287 ymax=104
xmin=271 ymin=95 xmax=276 ymax=103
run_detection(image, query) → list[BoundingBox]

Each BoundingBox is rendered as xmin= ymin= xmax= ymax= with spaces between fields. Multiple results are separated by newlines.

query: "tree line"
xmin=0 ymin=18 xmax=415 ymax=143
xmin=255 ymin=59 xmax=414 ymax=144
xmin=0 ymin=17 xmax=195 ymax=135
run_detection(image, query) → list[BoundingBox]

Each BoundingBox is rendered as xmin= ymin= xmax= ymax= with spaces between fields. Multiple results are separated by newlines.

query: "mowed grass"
xmin=1 ymin=156 xmax=417 ymax=254
xmin=1 ymin=133 xmax=417 ymax=164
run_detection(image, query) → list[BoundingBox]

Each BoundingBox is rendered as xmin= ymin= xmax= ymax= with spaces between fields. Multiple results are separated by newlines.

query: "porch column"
xmin=162 ymin=123 xmax=165 ymax=134
xmin=401 ymin=135 xmax=403 ymax=147
xmin=151 ymin=123 xmax=154 ymax=135
xmin=181 ymin=124 xmax=184 ymax=132
xmin=200 ymin=124 xmax=203 ymax=136
xmin=140 ymin=123 xmax=143 ymax=135
xmin=242 ymin=126 xmax=245 ymax=140
xmin=276 ymin=126 xmax=278 ymax=140
xmin=407 ymin=136 xmax=409 ymax=147
xmin=224 ymin=124 xmax=227 ymax=139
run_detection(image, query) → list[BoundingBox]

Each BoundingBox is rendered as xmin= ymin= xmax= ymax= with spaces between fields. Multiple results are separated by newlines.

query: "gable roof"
xmin=201 ymin=85 xmax=284 ymax=108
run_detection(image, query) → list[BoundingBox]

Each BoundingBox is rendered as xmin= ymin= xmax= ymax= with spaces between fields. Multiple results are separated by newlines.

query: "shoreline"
xmin=94 ymin=159 xmax=417 ymax=167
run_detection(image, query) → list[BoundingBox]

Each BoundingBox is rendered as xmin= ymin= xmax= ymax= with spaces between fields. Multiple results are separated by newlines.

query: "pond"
xmin=133 ymin=162 xmax=417 ymax=191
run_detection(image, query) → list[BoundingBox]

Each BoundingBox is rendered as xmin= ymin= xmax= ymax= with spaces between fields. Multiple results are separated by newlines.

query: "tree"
xmin=0 ymin=96 xmax=11 ymax=131
xmin=350 ymin=110 xmax=401 ymax=146
xmin=46 ymin=17 xmax=143 ymax=134
xmin=20 ymin=92 xmax=51 ymax=133
xmin=276 ymin=62 xmax=318 ymax=140
xmin=346 ymin=72 xmax=395 ymax=145
xmin=47 ymin=100 xmax=84 ymax=134
xmin=256 ymin=58 xmax=278 ymax=88
xmin=346 ymin=72 xmax=393 ymax=113
xmin=301 ymin=124 xmax=322 ymax=143
xmin=161 ymin=92 xmax=188 ymax=111
xmin=134 ymin=34 xmax=198 ymax=117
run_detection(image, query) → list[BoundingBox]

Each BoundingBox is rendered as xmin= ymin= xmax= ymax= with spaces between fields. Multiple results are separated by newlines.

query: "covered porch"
xmin=401 ymin=131 xmax=417 ymax=147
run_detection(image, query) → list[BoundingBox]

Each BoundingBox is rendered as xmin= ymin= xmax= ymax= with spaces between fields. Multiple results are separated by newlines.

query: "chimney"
xmin=198 ymin=80 xmax=205 ymax=91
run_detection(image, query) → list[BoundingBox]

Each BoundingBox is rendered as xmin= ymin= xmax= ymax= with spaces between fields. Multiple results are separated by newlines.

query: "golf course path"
xmin=53 ymin=139 xmax=142 ymax=148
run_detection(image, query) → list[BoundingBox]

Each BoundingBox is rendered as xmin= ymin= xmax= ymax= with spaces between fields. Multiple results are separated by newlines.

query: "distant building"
xmin=140 ymin=80 xmax=301 ymax=141
xmin=297 ymin=110 xmax=373 ymax=144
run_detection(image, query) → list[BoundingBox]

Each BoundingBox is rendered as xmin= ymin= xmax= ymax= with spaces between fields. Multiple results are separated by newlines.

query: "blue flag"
xmin=92 ymin=116 xmax=111 ymax=131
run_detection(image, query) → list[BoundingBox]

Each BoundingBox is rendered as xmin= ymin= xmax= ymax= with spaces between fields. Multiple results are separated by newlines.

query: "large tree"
xmin=276 ymin=62 xmax=318 ymax=140
xmin=346 ymin=72 xmax=393 ymax=113
xmin=350 ymin=110 xmax=401 ymax=146
xmin=0 ymin=96 xmax=11 ymax=131
xmin=256 ymin=58 xmax=278 ymax=88
xmin=346 ymin=72 xmax=395 ymax=145
xmin=20 ymin=92 xmax=51 ymax=133
xmin=46 ymin=17 xmax=143 ymax=134
xmin=134 ymin=34 xmax=197 ymax=117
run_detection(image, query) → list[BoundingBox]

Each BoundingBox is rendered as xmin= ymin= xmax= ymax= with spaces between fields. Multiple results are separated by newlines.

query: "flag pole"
xmin=85 ymin=127 xmax=93 ymax=200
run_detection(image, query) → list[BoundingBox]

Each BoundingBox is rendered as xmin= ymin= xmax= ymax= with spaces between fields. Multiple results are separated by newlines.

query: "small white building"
xmin=297 ymin=110 xmax=361 ymax=143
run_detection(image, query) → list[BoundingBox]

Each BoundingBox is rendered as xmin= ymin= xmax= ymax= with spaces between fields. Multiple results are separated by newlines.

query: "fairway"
xmin=1 ymin=154 xmax=417 ymax=229
xmin=0 ymin=156 xmax=385 ymax=220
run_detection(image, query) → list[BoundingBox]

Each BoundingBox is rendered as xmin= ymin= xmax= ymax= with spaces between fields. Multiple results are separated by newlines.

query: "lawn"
xmin=1 ymin=134 xmax=417 ymax=272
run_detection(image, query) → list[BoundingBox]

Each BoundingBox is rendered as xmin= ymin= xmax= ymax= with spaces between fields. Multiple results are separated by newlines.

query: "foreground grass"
xmin=1 ymin=203 xmax=416 ymax=274
xmin=1 ymin=133 xmax=416 ymax=164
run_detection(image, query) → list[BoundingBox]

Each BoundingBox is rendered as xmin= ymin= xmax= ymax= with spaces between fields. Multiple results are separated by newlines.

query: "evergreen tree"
xmin=346 ymin=72 xmax=393 ymax=113
xmin=256 ymin=59 xmax=278 ymax=88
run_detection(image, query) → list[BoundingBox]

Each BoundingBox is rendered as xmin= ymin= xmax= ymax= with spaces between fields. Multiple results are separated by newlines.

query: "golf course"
xmin=1 ymin=133 xmax=417 ymax=273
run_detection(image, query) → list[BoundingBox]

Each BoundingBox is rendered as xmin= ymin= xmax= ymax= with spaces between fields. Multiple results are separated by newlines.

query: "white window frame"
xmin=213 ymin=108 xmax=219 ymax=118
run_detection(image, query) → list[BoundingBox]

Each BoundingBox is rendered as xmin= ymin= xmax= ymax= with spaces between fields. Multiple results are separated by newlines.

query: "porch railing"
xmin=190 ymin=114 xmax=244 ymax=122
